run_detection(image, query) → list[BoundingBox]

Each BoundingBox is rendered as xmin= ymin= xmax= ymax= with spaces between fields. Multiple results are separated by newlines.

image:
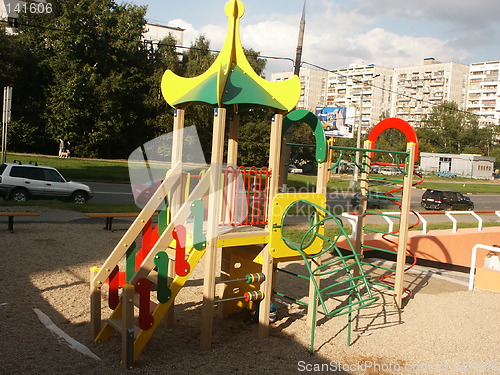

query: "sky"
xmin=127 ymin=0 xmax=500 ymax=76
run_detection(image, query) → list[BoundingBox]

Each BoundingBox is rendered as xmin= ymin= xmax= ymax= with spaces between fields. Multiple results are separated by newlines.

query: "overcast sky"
xmin=128 ymin=0 xmax=500 ymax=76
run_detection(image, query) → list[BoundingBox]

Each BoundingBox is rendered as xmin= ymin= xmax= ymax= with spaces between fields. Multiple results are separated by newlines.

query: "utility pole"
xmin=293 ymin=0 xmax=306 ymax=76
xmin=283 ymin=0 xmax=307 ymax=190
xmin=1 ymin=86 xmax=12 ymax=165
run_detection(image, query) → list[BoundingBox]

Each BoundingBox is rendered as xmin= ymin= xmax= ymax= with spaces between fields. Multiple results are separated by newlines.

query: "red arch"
xmin=367 ymin=118 xmax=419 ymax=164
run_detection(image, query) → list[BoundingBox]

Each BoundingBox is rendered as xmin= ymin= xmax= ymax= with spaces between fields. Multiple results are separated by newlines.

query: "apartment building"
xmin=392 ymin=58 xmax=469 ymax=128
xmin=142 ymin=23 xmax=184 ymax=52
xmin=467 ymin=61 xmax=500 ymax=127
xmin=272 ymin=58 xmax=477 ymax=130
xmin=326 ymin=64 xmax=394 ymax=132
xmin=272 ymin=68 xmax=328 ymax=112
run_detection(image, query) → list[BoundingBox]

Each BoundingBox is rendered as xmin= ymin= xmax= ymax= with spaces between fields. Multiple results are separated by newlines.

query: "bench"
xmin=85 ymin=212 xmax=154 ymax=231
xmin=0 ymin=211 xmax=40 ymax=232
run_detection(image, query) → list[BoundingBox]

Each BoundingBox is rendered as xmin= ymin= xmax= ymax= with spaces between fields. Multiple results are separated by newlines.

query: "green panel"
xmin=125 ymin=242 xmax=137 ymax=283
xmin=222 ymin=66 xmax=288 ymax=110
xmin=158 ymin=202 xmax=169 ymax=235
xmin=190 ymin=200 xmax=206 ymax=251
xmin=283 ymin=109 xmax=328 ymax=162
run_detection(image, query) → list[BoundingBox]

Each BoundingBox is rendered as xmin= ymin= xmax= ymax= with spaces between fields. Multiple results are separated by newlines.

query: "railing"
xmin=220 ymin=166 xmax=271 ymax=226
xmin=342 ymin=210 xmax=500 ymax=236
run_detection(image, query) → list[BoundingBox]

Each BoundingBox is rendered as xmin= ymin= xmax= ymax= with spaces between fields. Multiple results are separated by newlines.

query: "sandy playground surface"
xmin=1 ymin=218 xmax=499 ymax=375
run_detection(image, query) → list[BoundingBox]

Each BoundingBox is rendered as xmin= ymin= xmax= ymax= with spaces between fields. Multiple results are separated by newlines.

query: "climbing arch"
xmin=282 ymin=109 xmax=327 ymax=163
xmin=367 ymin=117 xmax=419 ymax=164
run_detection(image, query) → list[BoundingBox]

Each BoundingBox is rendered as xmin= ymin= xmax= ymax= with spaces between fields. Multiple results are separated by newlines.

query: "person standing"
xmin=58 ymin=138 xmax=65 ymax=157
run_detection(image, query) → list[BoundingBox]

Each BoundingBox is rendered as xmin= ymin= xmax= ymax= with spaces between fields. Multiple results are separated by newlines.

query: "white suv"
xmin=0 ymin=161 xmax=94 ymax=203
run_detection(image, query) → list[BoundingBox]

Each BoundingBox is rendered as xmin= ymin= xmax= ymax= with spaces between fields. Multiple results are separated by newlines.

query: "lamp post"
xmin=1 ymin=86 xmax=12 ymax=165
xmin=352 ymin=74 xmax=379 ymax=187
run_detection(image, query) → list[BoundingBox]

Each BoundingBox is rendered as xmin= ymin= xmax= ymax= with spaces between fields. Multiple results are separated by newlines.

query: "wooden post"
xmin=219 ymin=114 xmax=239 ymax=318
xmin=353 ymin=140 xmax=371 ymax=257
xmin=267 ymin=114 xmax=283 ymax=203
xmin=167 ymin=108 xmax=185 ymax=328
xmin=259 ymin=114 xmax=283 ymax=338
xmin=394 ymin=142 xmax=415 ymax=308
xmin=200 ymin=107 xmax=227 ymax=350
xmin=227 ymin=113 xmax=240 ymax=166
xmin=121 ymin=284 xmax=135 ymax=369
xmin=170 ymin=108 xmax=185 ymax=215
xmin=306 ymin=161 xmax=328 ymax=327
xmin=89 ymin=266 xmax=101 ymax=339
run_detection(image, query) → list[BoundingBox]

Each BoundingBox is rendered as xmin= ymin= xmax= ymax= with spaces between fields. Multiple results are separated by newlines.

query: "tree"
xmin=15 ymin=0 xmax=152 ymax=157
xmin=144 ymin=34 xmax=182 ymax=136
xmin=417 ymin=101 xmax=491 ymax=155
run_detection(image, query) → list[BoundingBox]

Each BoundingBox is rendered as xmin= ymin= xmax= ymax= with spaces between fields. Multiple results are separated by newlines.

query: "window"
xmin=10 ymin=166 xmax=30 ymax=178
xmin=43 ymin=169 xmax=64 ymax=182
xmin=29 ymin=167 xmax=44 ymax=180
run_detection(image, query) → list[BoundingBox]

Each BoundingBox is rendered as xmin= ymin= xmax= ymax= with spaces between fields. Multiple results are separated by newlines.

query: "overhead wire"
xmin=0 ymin=18 xmax=477 ymax=118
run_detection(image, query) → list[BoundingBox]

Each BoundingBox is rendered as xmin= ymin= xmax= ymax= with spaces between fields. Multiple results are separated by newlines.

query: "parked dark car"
xmin=421 ymin=189 xmax=473 ymax=211
xmin=350 ymin=191 xmax=395 ymax=209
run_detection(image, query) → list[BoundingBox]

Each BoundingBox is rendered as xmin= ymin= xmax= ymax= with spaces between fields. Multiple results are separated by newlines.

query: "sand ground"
xmin=1 ymin=220 xmax=499 ymax=375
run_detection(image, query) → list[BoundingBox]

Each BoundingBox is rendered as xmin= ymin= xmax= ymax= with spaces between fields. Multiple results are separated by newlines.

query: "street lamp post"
xmin=1 ymin=86 xmax=12 ymax=165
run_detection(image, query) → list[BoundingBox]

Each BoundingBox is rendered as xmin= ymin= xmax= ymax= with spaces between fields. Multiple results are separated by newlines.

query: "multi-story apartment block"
xmin=272 ymin=68 xmax=328 ymax=112
xmin=326 ymin=64 xmax=394 ymax=132
xmin=142 ymin=23 xmax=184 ymax=53
xmin=392 ymin=58 xmax=469 ymax=128
xmin=467 ymin=61 xmax=500 ymax=127
xmin=272 ymin=58 xmax=478 ymax=130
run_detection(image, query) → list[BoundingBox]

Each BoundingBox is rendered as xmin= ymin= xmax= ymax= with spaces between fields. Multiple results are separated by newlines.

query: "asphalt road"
xmin=85 ymin=181 xmax=500 ymax=213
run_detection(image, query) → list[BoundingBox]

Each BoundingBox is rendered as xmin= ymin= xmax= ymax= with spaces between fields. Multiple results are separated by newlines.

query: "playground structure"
xmin=88 ymin=0 xmax=472 ymax=368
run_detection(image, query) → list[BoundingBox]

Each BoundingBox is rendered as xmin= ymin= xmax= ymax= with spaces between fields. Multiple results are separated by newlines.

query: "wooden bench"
xmin=85 ymin=212 xmax=154 ymax=231
xmin=0 ymin=211 xmax=40 ymax=232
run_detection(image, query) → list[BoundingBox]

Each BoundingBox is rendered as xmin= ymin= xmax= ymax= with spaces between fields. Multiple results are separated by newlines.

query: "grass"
xmin=6 ymin=153 xmax=129 ymax=182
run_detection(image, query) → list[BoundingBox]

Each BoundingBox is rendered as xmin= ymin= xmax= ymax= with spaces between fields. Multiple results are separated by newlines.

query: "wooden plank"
xmin=258 ymin=114 xmax=283 ymax=339
xmin=227 ymin=113 xmax=240 ymax=166
xmin=93 ymin=161 xmax=183 ymax=285
xmin=129 ymin=170 xmax=211 ymax=285
xmin=121 ymin=284 xmax=134 ymax=369
xmin=394 ymin=142 xmax=415 ymax=308
xmin=0 ymin=212 xmax=39 ymax=216
xmin=89 ymin=266 xmax=101 ymax=340
xmin=258 ymin=244 xmax=273 ymax=338
xmin=85 ymin=213 xmax=141 ymax=218
xmin=201 ymin=107 xmax=227 ymax=351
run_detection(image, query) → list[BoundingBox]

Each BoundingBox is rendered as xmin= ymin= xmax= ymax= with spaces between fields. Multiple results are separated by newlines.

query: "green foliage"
xmin=12 ymin=0 xmax=152 ymax=158
xmin=237 ymin=108 xmax=273 ymax=166
xmin=3 ymin=3 xmax=275 ymax=167
xmin=417 ymin=101 xmax=491 ymax=155
xmin=288 ymin=122 xmax=316 ymax=163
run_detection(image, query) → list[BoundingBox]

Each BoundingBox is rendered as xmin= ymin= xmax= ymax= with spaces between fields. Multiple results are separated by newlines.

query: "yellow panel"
xmin=217 ymin=234 xmax=269 ymax=248
xmin=269 ymin=193 xmax=326 ymax=259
